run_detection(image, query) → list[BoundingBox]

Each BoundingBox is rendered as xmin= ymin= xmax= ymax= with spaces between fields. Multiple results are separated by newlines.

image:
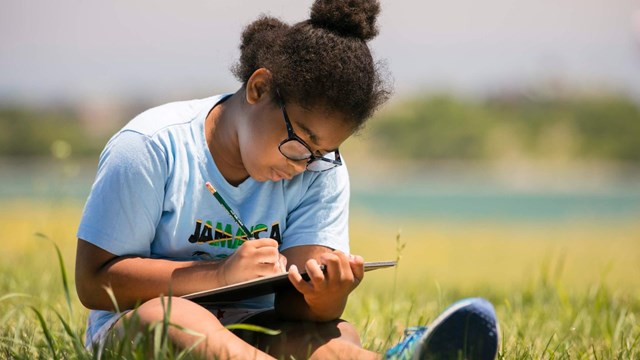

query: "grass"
xmin=1 ymin=199 xmax=639 ymax=359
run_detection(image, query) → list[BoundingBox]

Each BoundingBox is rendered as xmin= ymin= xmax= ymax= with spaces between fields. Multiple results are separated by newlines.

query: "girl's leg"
xmin=112 ymin=296 xmax=275 ymax=360
xmin=234 ymin=310 xmax=381 ymax=360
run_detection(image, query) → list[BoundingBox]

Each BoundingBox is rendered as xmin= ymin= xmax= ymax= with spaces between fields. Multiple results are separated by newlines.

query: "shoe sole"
xmin=414 ymin=298 xmax=499 ymax=360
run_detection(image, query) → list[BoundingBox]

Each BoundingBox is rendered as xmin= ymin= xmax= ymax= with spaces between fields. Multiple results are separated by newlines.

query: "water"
xmin=0 ymin=159 xmax=96 ymax=204
xmin=351 ymin=188 xmax=640 ymax=222
xmin=2 ymin=159 xmax=639 ymax=222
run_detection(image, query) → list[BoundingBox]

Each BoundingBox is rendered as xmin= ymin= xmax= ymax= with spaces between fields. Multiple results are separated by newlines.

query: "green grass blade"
xmin=170 ymin=323 xmax=206 ymax=360
xmin=541 ymin=332 xmax=555 ymax=358
xmin=53 ymin=310 xmax=87 ymax=356
xmin=591 ymin=344 xmax=599 ymax=360
xmin=30 ymin=306 xmax=59 ymax=360
xmin=612 ymin=308 xmax=627 ymax=346
xmin=0 ymin=293 xmax=31 ymax=303
xmin=224 ymin=323 xmax=281 ymax=335
xmin=103 ymin=286 xmax=121 ymax=313
xmin=35 ymin=232 xmax=73 ymax=316
xmin=161 ymin=295 xmax=171 ymax=352
xmin=151 ymin=320 xmax=165 ymax=359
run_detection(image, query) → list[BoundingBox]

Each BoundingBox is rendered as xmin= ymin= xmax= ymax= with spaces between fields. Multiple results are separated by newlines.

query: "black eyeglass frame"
xmin=275 ymin=90 xmax=342 ymax=172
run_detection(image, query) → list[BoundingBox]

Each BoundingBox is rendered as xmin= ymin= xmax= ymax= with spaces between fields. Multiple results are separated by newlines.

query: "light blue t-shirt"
xmin=77 ymin=94 xmax=350 ymax=343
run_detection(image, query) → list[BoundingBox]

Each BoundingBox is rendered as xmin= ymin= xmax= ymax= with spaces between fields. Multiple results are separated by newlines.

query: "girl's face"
xmin=238 ymin=98 xmax=353 ymax=182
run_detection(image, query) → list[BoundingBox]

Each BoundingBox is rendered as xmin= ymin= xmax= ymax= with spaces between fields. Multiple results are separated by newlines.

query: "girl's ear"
xmin=245 ymin=68 xmax=273 ymax=105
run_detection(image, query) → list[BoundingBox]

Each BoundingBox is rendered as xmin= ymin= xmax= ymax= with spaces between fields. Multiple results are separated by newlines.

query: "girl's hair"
xmin=232 ymin=0 xmax=391 ymax=131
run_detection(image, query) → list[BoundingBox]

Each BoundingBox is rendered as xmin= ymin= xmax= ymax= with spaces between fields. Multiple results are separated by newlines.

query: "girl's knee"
xmin=134 ymin=296 xmax=181 ymax=323
xmin=127 ymin=296 xmax=221 ymax=329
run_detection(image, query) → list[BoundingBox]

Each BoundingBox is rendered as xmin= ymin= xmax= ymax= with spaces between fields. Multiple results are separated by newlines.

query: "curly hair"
xmin=231 ymin=0 xmax=392 ymax=131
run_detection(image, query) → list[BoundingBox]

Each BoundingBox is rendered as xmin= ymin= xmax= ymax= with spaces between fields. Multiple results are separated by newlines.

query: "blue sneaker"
xmin=385 ymin=297 xmax=499 ymax=360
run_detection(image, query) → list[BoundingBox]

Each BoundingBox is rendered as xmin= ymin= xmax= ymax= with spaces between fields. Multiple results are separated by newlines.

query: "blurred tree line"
xmin=1 ymin=93 xmax=639 ymax=163
xmin=371 ymin=93 xmax=640 ymax=163
xmin=0 ymin=106 xmax=106 ymax=157
xmin=0 ymin=105 xmax=128 ymax=158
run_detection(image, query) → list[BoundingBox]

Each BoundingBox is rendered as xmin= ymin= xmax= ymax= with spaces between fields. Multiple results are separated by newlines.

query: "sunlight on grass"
xmin=1 ymin=199 xmax=639 ymax=358
xmin=349 ymin=214 xmax=640 ymax=291
xmin=347 ymin=213 xmax=640 ymax=358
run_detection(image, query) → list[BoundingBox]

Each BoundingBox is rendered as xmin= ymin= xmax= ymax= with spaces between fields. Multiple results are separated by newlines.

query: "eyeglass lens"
xmin=278 ymin=140 xmax=339 ymax=171
xmin=306 ymin=154 xmax=338 ymax=172
xmin=279 ymin=139 xmax=312 ymax=161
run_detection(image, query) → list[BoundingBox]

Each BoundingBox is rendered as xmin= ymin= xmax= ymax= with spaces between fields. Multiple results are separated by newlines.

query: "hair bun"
xmin=309 ymin=0 xmax=381 ymax=41
xmin=240 ymin=16 xmax=288 ymax=48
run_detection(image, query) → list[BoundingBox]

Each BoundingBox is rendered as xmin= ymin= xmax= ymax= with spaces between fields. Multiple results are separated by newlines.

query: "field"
xmin=1 ymin=200 xmax=639 ymax=359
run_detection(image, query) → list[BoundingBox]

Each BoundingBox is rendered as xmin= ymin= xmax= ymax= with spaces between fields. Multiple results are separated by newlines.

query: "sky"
xmin=1 ymin=0 xmax=640 ymax=105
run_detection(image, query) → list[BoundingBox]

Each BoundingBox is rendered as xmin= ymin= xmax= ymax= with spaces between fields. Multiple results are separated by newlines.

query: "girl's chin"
xmin=269 ymin=168 xmax=284 ymax=182
xmin=246 ymin=168 xmax=277 ymax=183
xmin=247 ymin=166 xmax=290 ymax=182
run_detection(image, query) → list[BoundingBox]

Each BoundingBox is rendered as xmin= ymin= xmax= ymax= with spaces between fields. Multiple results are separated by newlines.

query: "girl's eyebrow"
xmin=294 ymin=121 xmax=319 ymax=144
xmin=296 ymin=121 xmax=338 ymax=154
xmin=293 ymin=120 xmax=337 ymax=154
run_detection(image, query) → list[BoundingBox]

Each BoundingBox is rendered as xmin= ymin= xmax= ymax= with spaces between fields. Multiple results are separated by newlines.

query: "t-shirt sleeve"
xmin=280 ymin=165 xmax=350 ymax=254
xmin=77 ymin=130 xmax=167 ymax=257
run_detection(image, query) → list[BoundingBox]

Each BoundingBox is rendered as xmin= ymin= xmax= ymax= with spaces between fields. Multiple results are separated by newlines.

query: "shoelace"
xmin=385 ymin=326 xmax=428 ymax=358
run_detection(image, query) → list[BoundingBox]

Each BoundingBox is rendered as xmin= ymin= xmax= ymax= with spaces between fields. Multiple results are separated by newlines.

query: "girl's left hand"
xmin=287 ymin=250 xmax=364 ymax=320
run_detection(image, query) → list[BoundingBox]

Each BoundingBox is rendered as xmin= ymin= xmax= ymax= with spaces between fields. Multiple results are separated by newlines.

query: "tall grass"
xmin=1 ymin=200 xmax=639 ymax=359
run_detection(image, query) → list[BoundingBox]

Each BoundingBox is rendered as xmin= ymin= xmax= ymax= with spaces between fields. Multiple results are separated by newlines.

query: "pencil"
xmin=205 ymin=182 xmax=255 ymax=240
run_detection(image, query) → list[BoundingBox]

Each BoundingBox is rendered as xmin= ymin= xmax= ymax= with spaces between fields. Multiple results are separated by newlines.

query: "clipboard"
xmin=182 ymin=260 xmax=396 ymax=304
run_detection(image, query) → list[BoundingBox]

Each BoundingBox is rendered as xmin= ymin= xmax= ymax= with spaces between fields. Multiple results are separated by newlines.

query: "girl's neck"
xmin=205 ymin=91 xmax=250 ymax=187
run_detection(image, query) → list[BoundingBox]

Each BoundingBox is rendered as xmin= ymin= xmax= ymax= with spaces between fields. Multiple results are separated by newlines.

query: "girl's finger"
xmin=348 ymin=254 xmax=365 ymax=284
xmin=288 ymin=264 xmax=313 ymax=294
xmin=254 ymin=246 xmax=280 ymax=263
xmin=277 ymin=254 xmax=288 ymax=272
xmin=335 ymin=251 xmax=354 ymax=281
xmin=321 ymin=252 xmax=344 ymax=282
xmin=246 ymin=238 xmax=279 ymax=249
xmin=305 ymin=258 xmax=326 ymax=285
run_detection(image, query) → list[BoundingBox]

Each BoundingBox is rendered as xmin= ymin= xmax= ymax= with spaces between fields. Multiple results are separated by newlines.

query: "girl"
xmin=75 ymin=0 xmax=498 ymax=359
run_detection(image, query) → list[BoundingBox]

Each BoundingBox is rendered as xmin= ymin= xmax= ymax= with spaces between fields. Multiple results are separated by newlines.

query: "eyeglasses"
xmin=275 ymin=90 xmax=342 ymax=172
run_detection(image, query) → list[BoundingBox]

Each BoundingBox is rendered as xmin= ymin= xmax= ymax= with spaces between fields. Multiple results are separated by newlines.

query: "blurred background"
xmin=1 ymin=0 xmax=639 ymax=290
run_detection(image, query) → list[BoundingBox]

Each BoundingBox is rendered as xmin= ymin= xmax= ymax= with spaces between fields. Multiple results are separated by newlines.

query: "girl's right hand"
xmin=219 ymin=238 xmax=286 ymax=286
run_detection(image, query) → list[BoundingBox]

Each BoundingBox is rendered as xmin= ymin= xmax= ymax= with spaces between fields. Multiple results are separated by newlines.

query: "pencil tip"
xmin=205 ymin=181 xmax=216 ymax=193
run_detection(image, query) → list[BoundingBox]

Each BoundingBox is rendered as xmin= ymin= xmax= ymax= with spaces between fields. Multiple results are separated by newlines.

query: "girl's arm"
xmin=75 ymin=238 xmax=285 ymax=311
xmin=275 ymin=245 xmax=364 ymax=322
